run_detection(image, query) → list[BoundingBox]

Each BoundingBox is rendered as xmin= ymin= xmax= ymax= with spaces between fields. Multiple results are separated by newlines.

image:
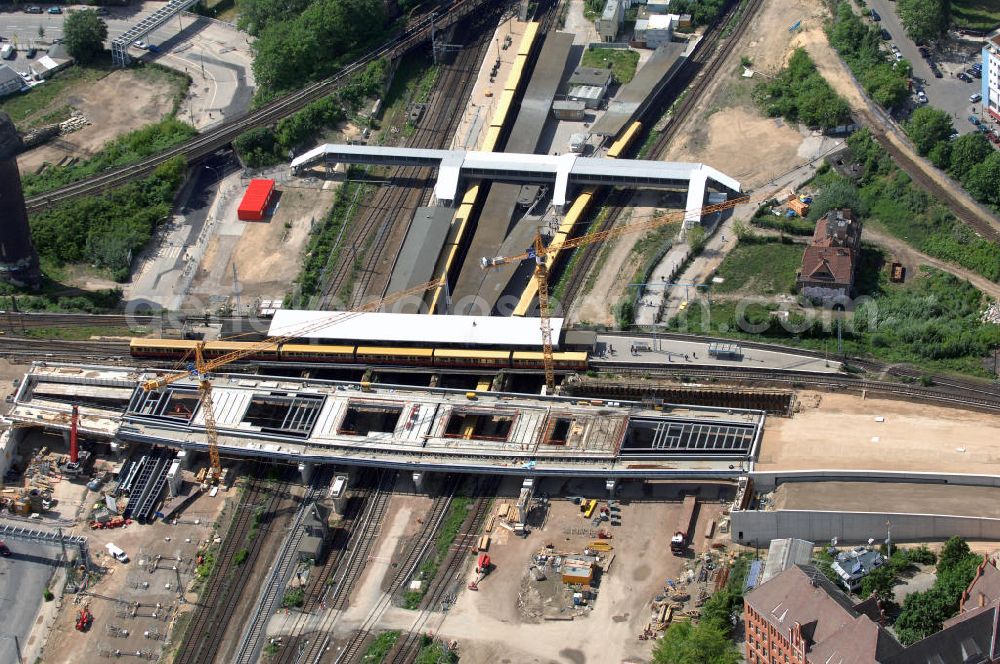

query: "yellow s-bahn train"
xmin=129 ymin=339 xmax=589 ymax=371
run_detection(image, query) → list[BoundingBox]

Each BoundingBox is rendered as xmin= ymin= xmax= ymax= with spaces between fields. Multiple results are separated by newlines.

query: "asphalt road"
xmin=866 ymin=0 xmax=983 ymax=133
xmin=0 ymin=3 xmax=255 ymax=122
xmin=0 ymin=540 xmax=62 ymax=664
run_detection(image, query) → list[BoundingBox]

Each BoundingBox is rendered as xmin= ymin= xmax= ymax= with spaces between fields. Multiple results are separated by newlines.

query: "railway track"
xmin=560 ymin=0 xmax=764 ymax=310
xmin=383 ymin=476 xmax=498 ymax=664
xmin=332 ymin=476 xmax=461 ymax=663
xmin=174 ymin=468 xmax=291 ymax=664
xmin=596 ymin=362 xmax=1000 ymax=410
xmin=271 ymin=470 xmax=397 ymax=664
xmin=319 ymin=8 xmax=501 ymax=307
xmin=0 ymin=337 xmax=132 ymax=360
xmin=22 ymin=0 xmax=498 ymax=215
xmin=0 ymin=312 xmax=158 ymax=331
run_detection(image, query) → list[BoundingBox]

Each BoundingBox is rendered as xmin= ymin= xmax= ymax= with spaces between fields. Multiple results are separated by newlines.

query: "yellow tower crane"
xmin=480 ymin=194 xmax=751 ymax=392
xmin=139 ymin=278 xmax=447 ymax=482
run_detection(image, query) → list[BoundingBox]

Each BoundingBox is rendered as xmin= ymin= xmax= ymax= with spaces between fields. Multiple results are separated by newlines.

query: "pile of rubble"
xmin=982 ymin=301 xmax=1000 ymax=326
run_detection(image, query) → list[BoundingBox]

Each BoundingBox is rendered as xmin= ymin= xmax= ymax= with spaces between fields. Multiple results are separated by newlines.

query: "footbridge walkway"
xmin=290 ymin=144 xmax=742 ymax=217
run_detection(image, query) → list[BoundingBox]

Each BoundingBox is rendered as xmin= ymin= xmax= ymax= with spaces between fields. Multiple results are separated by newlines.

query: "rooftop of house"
xmin=745 ymin=564 xmax=866 ymax=650
xmin=832 ymin=548 xmax=886 ymax=581
xmin=885 ymin=603 xmax=1000 ymax=664
xmin=799 ymin=245 xmax=856 ymax=285
xmin=959 ymin=558 xmax=1000 ymax=614
xmin=813 ymin=208 xmax=861 ymax=248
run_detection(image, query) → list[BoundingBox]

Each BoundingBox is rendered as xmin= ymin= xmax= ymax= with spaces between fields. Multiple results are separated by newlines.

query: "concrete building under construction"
xmin=0 ymin=111 xmax=41 ymax=289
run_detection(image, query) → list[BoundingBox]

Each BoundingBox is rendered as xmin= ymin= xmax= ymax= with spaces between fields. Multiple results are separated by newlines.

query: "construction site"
xmin=2 ymin=0 xmax=1000 ymax=661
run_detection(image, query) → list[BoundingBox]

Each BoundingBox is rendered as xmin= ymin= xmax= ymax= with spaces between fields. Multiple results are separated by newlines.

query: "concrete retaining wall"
xmin=731 ymin=508 xmax=1000 ymax=545
xmin=750 ymin=470 xmax=1000 ymax=491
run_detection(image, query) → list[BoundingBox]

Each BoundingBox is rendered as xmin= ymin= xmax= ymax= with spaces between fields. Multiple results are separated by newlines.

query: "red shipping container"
xmin=237 ymin=179 xmax=275 ymax=221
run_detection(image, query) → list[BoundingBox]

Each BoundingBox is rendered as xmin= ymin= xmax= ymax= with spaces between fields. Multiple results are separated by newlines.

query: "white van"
xmin=105 ymin=542 xmax=129 ymax=563
xmin=0 ymin=44 xmax=14 ymax=60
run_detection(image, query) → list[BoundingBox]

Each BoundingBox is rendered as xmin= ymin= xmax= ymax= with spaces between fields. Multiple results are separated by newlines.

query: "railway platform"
xmin=592 ymin=333 xmax=843 ymax=374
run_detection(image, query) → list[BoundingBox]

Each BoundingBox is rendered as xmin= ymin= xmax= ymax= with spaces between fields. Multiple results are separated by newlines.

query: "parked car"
xmin=0 ymin=541 xmax=10 ymax=557
xmin=969 ymin=114 xmax=981 ymax=126
xmin=968 ymin=67 xmax=981 ymax=79
xmin=917 ymin=90 xmax=928 ymax=104
xmin=919 ymin=46 xmax=930 ymax=58
xmin=133 ymin=40 xmax=148 ymax=49
xmin=147 ymin=44 xmax=161 ymax=53
xmin=880 ymin=28 xmax=891 ymax=40
xmin=26 ymin=47 xmax=37 ymax=59
xmin=47 ymin=6 xmax=61 ymax=14
xmin=932 ymin=68 xmax=943 ymax=78
xmin=871 ymin=8 xmax=881 ymax=21
xmin=95 ymin=7 xmax=109 ymax=14
xmin=970 ymin=93 xmax=982 ymax=103
xmin=894 ymin=52 xmax=904 ymax=62
xmin=958 ymin=72 xmax=973 ymax=82
xmin=25 ymin=5 xmax=43 ymax=13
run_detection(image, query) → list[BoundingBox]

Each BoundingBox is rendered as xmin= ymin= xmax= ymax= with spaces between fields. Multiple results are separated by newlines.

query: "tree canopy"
xmin=947 ymin=133 xmax=993 ymax=181
xmin=894 ymin=537 xmax=982 ymax=645
xmin=63 ymin=9 xmax=108 ymax=64
xmin=753 ymin=48 xmax=851 ymax=129
xmin=249 ymin=0 xmax=387 ymax=96
xmin=898 ymin=0 xmax=950 ymax=44
xmin=652 ymin=621 xmax=741 ymax=664
xmin=827 ymin=2 xmax=911 ymax=109
xmin=905 ymin=107 xmax=955 ymax=155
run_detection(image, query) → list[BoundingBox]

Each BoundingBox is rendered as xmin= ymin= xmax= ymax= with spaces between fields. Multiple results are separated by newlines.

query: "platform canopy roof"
xmin=267 ymin=311 xmax=564 ymax=348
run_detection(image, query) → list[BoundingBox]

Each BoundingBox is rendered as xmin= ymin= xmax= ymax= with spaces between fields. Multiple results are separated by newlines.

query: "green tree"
xmin=652 ymin=621 xmax=741 ymax=664
xmin=63 ymin=9 xmax=108 ymax=64
xmin=807 ymin=178 xmax=865 ymax=220
xmin=860 ymin=564 xmax=896 ymax=603
xmin=964 ymin=152 xmax=1000 ymax=206
xmin=948 ymin=133 xmax=993 ymax=181
xmin=905 ymin=106 xmax=954 ymax=155
xmin=898 ymin=0 xmax=949 ymax=44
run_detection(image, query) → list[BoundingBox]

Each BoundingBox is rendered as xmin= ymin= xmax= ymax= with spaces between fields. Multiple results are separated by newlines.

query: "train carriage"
xmin=433 ymin=348 xmax=512 ymax=368
xmin=280 ymin=343 xmax=356 ymax=363
xmin=355 ymin=346 xmax=435 ymax=365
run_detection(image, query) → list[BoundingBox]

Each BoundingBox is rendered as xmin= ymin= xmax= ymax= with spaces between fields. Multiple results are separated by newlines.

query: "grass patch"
xmin=667 ymin=266 xmax=1000 ymax=377
xmin=581 ymin=48 xmax=640 ymax=84
xmin=0 ymin=65 xmax=110 ymax=129
xmin=282 ymin=588 xmax=305 ymax=608
xmin=414 ymin=636 xmax=458 ymax=664
xmin=951 ymin=0 xmax=1000 ymax=31
xmin=196 ymin=550 xmax=216 ymax=579
xmin=362 ymin=631 xmax=400 ymax=663
xmin=21 ymin=326 xmax=136 ymax=340
xmin=712 ymin=241 xmax=802 ymax=295
xmin=403 ymin=496 xmax=472 ymax=609
xmin=22 ymin=117 xmax=197 ymax=197
xmin=844 ymin=129 xmax=1000 ymax=282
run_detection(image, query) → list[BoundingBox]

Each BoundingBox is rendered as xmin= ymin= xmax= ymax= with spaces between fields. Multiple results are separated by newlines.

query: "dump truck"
xmin=670 ymin=495 xmax=697 ymax=555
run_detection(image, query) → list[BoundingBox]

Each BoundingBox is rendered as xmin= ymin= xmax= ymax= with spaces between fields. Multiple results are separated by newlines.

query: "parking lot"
xmin=0 ymin=540 xmax=64 ymax=664
xmin=867 ymin=0 xmax=987 ymax=135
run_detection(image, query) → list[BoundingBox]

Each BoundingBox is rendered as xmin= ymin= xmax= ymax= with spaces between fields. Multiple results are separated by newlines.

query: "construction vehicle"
xmin=138 ymin=279 xmax=446 ymax=482
xmin=670 ymin=495 xmax=697 ymax=555
xmin=468 ymin=553 xmax=492 ymax=590
xmin=75 ymin=607 xmax=93 ymax=632
xmin=480 ymin=195 xmax=749 ymax=391
xmin=58 ymin=405 xmax=89 ymax=476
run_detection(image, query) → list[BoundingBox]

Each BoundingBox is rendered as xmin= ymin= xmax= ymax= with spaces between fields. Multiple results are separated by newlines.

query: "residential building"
xmin=31 ymin=44 xmax=73 ymax=79
xmin=596 ymin=0 xmax=624 ymax=42
xmin=982 ymin=35 xmax=999 ymax=122
xmin=796 ymin=208 xmax=862 ymax=301
xmin=646 ymin=0 xmax=671 ymax=13
xmin=959 ymin=557 xmax=1000 ymax=612
xmin=0 ymin=65 xmax=24 ymax=98
xmin=743 ymin=564 xmax=902 ymax=664
xmin=831 ymin=547 xmax=886 ymax=592
xmin=744 ymin=562 xmax=1000 ymax=664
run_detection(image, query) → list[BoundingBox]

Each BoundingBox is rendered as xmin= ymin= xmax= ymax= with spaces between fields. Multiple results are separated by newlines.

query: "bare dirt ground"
xmin=16 ymin=69 xmax=185 ymax=175
xmin=432 ymin=480 xmax=734 ymax=664
xmin=758 ymin=392 xmax=1000 ymax=474
xmin=185 ymin=183 xmax=337 ymax=310
xmin=571 ymin=192 xmax=678 ymax=326
xmin=661 ymin=0 xmax=832 ymax=188
xmin=40 ymin=483 xmax=227 ymax=664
